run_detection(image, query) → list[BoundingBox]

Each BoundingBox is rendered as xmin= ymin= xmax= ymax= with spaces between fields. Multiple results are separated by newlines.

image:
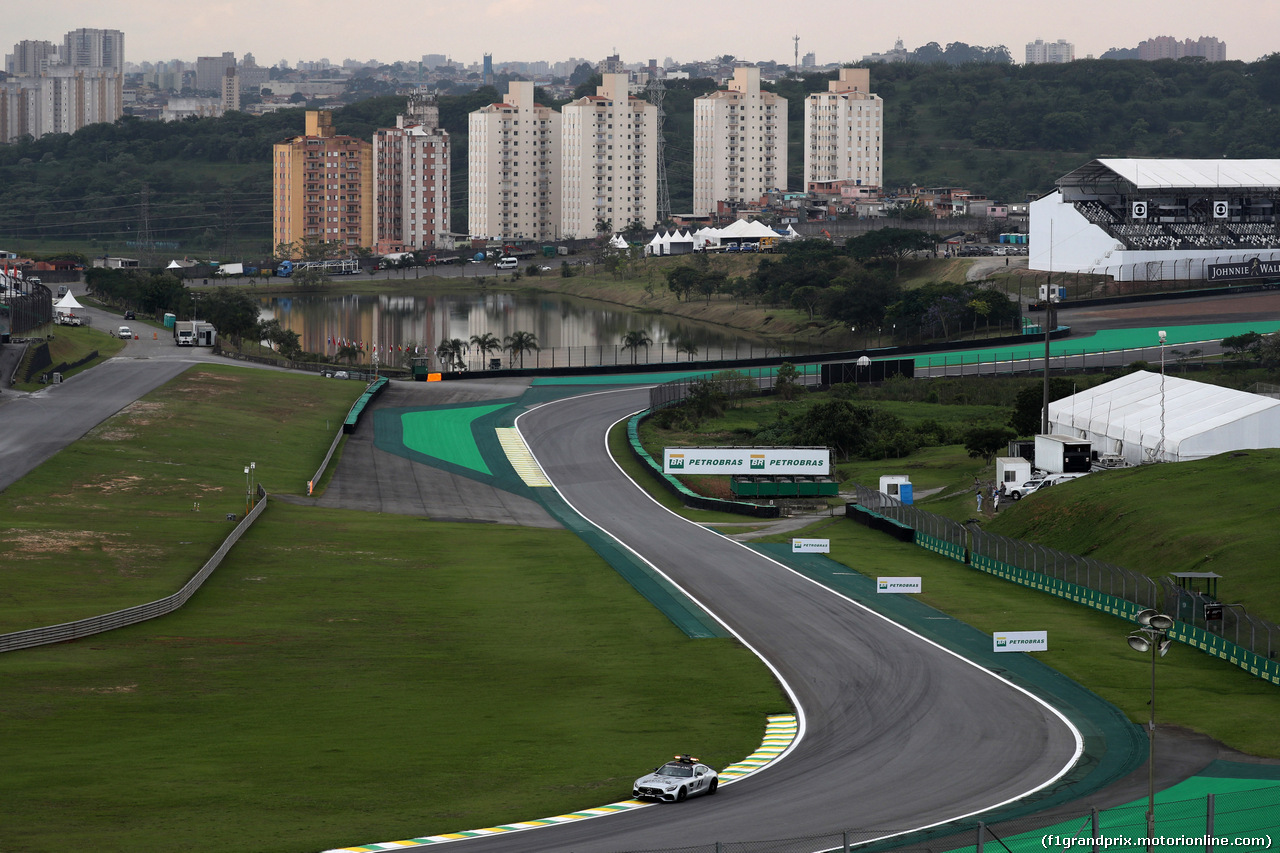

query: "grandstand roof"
xmin=1057 ymin=159 xmax=1280 ymax=191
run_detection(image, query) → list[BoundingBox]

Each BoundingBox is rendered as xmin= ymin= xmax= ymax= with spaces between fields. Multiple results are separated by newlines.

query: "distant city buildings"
xmin=273 ymin=110 xmax=374 ymax=256
xmin=196 ymin=52 xmax=236 ymax=92
xmin=1025 ymin=39 xmax=1075 ymax=64
xmin=373 ymin=91 xmax=451 ymax=252
xmin=803 ymin=68 xmax=882 ymax=190
xmin=0 ymin=28 xmax=125 ymax=142
xmin=1137 ymin=36 xmax=1226 ymax=62
xmin=692 ymin=66 xmax=787 ymax=218
xmin=467 ymin=82 xmax=561 ymax=241
xmin=560 ymin=73 xmax=657 ymax=239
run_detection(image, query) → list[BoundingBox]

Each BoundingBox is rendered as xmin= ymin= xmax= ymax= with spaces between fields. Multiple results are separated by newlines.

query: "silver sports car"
xmin=632 ymin=755 xmax=719 ymax=802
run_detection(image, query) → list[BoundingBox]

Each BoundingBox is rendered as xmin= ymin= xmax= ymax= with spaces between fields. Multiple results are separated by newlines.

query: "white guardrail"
xmin=0 ymin=490 xmax=269 ymax=654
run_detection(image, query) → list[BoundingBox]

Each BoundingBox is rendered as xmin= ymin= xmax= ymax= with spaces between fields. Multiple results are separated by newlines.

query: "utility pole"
xmin=137 ymin=184 xmax=153 ymax=265
xmin=793 ymin=34 xmax=800 ymax=75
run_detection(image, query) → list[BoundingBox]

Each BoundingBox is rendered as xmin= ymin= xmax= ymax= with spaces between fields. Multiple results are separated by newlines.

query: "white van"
xmin=494 ymin=257 xmax=518 ymax=270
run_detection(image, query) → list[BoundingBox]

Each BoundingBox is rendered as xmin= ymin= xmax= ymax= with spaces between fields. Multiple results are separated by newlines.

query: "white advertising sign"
xmin=1131 ymin=201 xmax=1147 ymax=219
xmin=792 ymin=538 xmax=830 ymax=554
xmin=663 ymin=448 xmax=830 ymax=475
xmin=993 ymin=631 xmax=1049 ymax=653
xmin=877 ymin=577 xmax=922 ymax=594
xmin=1213 ymin=200 xmax=1229 ymax=219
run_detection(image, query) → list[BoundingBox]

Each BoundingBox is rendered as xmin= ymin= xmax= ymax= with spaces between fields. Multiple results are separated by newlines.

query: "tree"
xmin=469 ymin=332 xmax=502 ymax=366
xmin=1222 ymin=331 xmax=1262 ymax=363
xmin=845 ymin=228 xmax=935 ymax=276
xmin=503 ymin=330 xmax=540 ymax=368
xmin=1009 ymin=377 xmax=1077 ymax=436
xmin=620 ymin=329 xmax=653 ymax=364
xmin=665 ymin=265 xmax=700 ymax=302
xmin=336 ymin=343 xmax=360 ymax=365
xmin=435 ymin=338 xmax=468 ymax=371
xmin=774 ymin=362 xmax=803 ymax=401
xmin=965 ymin=426 xmax=1017 ymax=464
xmin=257 ymin=318 xmax=302 ymax=359
xmin=791 ymin=286 xmax=823 ymax=321
xmin=200 ymin=287 xmax=258 ymax=347
xmin=675 ymin=340 xmax=699 ymax=361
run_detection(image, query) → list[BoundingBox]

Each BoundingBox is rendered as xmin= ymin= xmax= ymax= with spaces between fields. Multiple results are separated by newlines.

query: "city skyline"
xmin=7 ymin=0 xmax=1276 ymax=68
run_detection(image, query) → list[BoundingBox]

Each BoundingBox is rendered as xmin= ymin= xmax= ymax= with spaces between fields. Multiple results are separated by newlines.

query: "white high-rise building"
xmin=62 ymin=28 xmax=125 ymax=74
xmin=1025 ymin=39 xmax=1075 ymax=64
xmin=803 ymin=68 xmax=882 ymax=189
xmin=692 ymin=66 xmax=787 ymax=217
xmin=468 ymin=81 xmax=561 ymax=241
xmin=6 ymin=40 xmax=59 ymax=76
xmin=560 ymin=73 xmax=657 ymax=240
xmin=374 ymin=96 xmax=451 ymax=252
xmin=40 ymin=65 xmax=123 ymax=136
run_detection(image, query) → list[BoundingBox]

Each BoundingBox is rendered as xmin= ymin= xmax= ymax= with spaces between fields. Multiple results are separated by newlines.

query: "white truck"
xmin=1034 ymin=434 xmax=1092 ymax=475
xmin=174 ymin=320 xmax=196 ymax=346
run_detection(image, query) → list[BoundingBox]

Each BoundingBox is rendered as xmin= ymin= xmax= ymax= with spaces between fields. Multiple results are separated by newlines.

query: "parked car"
xmin=1007 ymin=479 xmax=1045 ymax=500
xmin=123 ymin=310 xmax=135 ymax=320
xmin=494 ymin=257 xmax=519 ymax=270
xmin=117 ymin=326 xmax=133 ymax=339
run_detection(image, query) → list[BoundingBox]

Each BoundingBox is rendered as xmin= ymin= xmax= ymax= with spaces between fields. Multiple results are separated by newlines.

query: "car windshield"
xmin=657 ymin=763 xmax=693 ymax=777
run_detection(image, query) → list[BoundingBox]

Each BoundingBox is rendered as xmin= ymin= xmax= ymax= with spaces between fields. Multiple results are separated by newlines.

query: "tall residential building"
xmin=803 ymin=68 xmax=882 ymax=189
xmin=1137 ymin=35 xmax=1226 ymax=62
xmin=6 ymin=40 xmax=59 ymax=76
xmin=0 ymin=64 xmax=123 ymax=142
xmin=272 ymin=110 xmax=374 ymax=257
xmin=467 ymin=81 xmax=561 ymax=241
xmin=1026 ymin=39 xmax=1075 ymax=64
xmin=196 ymin=52 xmax=236 ymax=92
xmin=692 ymin=66 xmax=787 ymax=217
xmin=560 ymin=72 xmax=657 ymax=239
xmin=373 ymin=93 xmax=451 ymax=252
xmin=62 ymin=28 xmax=125 ymax=74
xmin=220 ymin=68 xmax=240 ymax=113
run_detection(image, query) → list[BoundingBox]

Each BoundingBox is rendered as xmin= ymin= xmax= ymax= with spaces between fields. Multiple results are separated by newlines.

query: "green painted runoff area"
xmin=399 ymin=404 xmax=508 ymax=475
xmin=913 ymin=321 xmax=1280 ymax=369
xmin=941 ymin=767 xmax=1280 ymax=852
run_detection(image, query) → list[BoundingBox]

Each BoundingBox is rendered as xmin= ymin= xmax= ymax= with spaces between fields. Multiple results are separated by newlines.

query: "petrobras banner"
xmin=792 ymin=538 xmax=830 ymax=554
xmin=663 ymin=448 xmax=830 ymax=475
xmin=993 ymin=630 xmax=1048 ymax=652
xmin=877 ymin=577 xmax=922 ymax=594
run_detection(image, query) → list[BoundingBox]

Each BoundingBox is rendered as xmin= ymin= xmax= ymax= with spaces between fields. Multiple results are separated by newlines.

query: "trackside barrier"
xmin=850 ymin=484 xmax=1280 ymax=688
xmin=0 ymin=487 xmax=269 ymax=654
xmin=627 ymin=412 xmax=780 ymax=518
xmin=308 ymin=377 xmax=387 ymax=496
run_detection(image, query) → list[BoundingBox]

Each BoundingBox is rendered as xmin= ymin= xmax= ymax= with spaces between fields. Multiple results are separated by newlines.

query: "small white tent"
xmin=55 ymin=291 xmax=84 ymax=311
xmin=1048 ymin=371 xmax=1280 ymax=464
xmin=610 ymin=234 xmax=629 ymax=250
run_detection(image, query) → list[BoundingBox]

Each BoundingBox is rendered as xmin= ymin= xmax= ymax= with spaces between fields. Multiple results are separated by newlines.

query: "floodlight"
xmin=1127 ymin=633 xmax=1152 ymax=653
xmin=1148 ymin=614 xmax=1175 ymax=631
xmin=1135 ymin=608 xmax=1158 ymax=627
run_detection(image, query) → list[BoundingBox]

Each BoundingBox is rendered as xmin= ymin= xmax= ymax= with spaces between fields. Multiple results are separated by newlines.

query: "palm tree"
xmin=435 ymin=338 xmax=468 ymax=371
xmin=675 ymin=340 xmax=699 ymax=362
xmin=621 ymin=329 xmax=653 ymax=365
xmin=503 ymin=330 xmax=540 ymax=368
xmin=469 ymin=332 xmax=502 ymax=368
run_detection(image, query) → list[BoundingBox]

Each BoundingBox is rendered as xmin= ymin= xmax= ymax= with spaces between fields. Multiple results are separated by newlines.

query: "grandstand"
xmin=1029 ymin=159 xmax=1280 ymax=282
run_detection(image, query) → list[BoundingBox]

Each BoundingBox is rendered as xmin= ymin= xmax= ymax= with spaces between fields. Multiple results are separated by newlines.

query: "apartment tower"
xmin=803 ymin=68 xmax=883 ymax=189
xmin=272 ymin=110 xmax=374 ymax=257
xmin=373 ymin=92 xmax=451 ymax=251
xmin=560 ymin=73 xmax=657 ymax=239
xmin=692 ymin=66 xmax=787 ymax=217
xmin=467 ymin=81 xmax=561 ymax=241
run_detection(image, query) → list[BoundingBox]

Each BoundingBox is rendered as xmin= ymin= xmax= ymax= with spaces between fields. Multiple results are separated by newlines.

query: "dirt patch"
xmin=77 ymin=474 xmax=145 ymax=494
xmin=1 ymin=528 xmax=114 ymax=556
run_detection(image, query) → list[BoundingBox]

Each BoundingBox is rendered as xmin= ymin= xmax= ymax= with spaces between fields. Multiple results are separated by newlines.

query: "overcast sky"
xmin=11 ymin=0 xmax=1277 ymax=68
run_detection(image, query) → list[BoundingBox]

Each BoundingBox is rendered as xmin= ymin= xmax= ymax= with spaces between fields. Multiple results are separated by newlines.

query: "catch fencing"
xmin=599 ymin=784 xmax=1279 ymax=852
xmin=0 ymin=487 xmax=268 ymax=654
xmin=649 ymin=366 xmax=820 ymax=411
xmin=851 ymin=485 xmax=1280 ymax=685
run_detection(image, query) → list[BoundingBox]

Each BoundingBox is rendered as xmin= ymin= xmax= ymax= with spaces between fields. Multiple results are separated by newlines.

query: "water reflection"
xmin=258 ymin=290 xmax=819 ymax=369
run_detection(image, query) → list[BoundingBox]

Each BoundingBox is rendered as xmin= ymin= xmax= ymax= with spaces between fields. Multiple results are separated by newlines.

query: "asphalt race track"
xmin=378 ymin=386 xmax=1082 ymax=853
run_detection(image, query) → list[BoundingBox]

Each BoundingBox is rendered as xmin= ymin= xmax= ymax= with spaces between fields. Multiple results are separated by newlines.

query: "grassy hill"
xmin=988 ymin=450 xmax=1280 ymax=623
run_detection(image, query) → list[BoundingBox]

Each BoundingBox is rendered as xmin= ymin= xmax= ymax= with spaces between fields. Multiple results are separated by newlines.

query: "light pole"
xmin=244 ymin=465 xmax=251 ymax=515
xmin=1126 ymin=608 xmax=1174 ymax=851
xmin=1157 ymin=330 xmax=1167 ymax=462
xmin=249 ymin=461 xmax=256 ymax=509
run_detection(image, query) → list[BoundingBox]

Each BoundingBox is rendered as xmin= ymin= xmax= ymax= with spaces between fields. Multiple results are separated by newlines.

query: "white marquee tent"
xmin=54 ymin=291 xmax=85 ymax=312
xmin=1047 ymin=370 xmax=1280 ymax=464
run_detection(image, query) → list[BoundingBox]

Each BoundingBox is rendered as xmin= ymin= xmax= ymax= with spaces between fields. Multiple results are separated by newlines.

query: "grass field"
xmin=13 ymin=323 xmax=126 ymax=391
xmin=0 ymin=366 xmax=788 ymax=853
xmin=0 ymin=365 xmax=364 ymax=631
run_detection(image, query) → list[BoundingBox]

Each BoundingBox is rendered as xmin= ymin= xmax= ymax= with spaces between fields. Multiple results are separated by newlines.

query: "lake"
xmin=257 ymin=290 xmax=823 ymax=370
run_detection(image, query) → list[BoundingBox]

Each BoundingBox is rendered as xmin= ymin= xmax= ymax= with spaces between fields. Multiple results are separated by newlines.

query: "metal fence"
xmin=649 ymin=366 xmax=821 ymax=411
xmin=0 ymin=487 xmax=268 ymax=654
xmin=851 ymin=485 xmax=1280 ymax=671
xmin=598 ymin=785 xmax=1279 ymax=852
